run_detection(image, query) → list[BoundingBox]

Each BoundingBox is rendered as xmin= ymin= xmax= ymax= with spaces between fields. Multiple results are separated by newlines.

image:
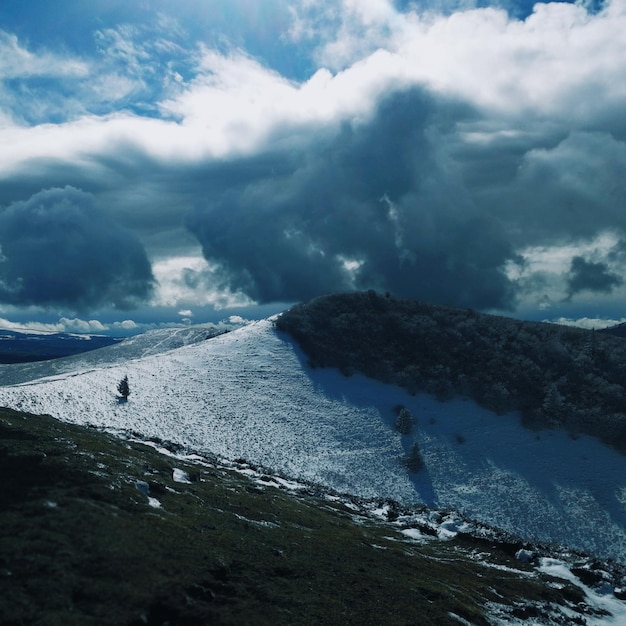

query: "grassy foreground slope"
xmin=276 ymin=291 xmax=626 ymax=450
xmin=0 ymin=408 xmax=603 ymax=626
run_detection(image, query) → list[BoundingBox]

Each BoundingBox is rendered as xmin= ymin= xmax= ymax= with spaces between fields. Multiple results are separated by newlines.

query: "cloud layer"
xmin=0 ymin=0 xmax=625 ymax=322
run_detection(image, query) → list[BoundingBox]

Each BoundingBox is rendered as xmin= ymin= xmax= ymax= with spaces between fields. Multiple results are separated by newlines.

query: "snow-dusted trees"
xmin=117 ymin=375 xmax=130 ymax=401
xmin=276 ymin=291 xmax=626 ymax=451
xmin=542 ymin=383 xmax=564 ymax=425
xmin=395 ymin=406 xmax=414 ymax=435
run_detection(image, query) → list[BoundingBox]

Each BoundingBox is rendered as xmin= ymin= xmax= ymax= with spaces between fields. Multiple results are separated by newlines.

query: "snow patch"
xmin=172 ymin=468 xmax=191 ymax=484
xmin=539 ymin=558 xmax=626 ymax=625
xmin=399 ymin=528 xmax=427 ymax=542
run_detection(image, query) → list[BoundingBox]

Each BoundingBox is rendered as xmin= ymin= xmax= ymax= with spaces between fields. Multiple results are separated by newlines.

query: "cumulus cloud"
xmin=308 ymin=0 xmax=626 ymax=126
xmin=187 ymin=87 xmax=516 ymax=308
xmin=227 ymin=315 xmax=248 ymax=325
xmin=0 ymin=187 xmax=155 ymax=311
xmin=150 ymin=254 xmax=253 ymax=309
xmin=0 ymin=316 xmax=108 ymax=334
xmin=58 ymin=318 xmax=110 ymax=334
xmin=113 ymin=319 xmax=139 ymax=331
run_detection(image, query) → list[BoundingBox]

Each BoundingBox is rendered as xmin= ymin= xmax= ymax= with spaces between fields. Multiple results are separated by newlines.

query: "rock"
xmin=135 ymin=480 xmax=150 ymax=495
xmin=515 ymin=549 xmax=534 ymax=563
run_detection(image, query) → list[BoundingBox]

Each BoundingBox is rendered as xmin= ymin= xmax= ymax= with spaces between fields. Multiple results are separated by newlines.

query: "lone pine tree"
xmin=117 ymin=375 xmax=130 ymax=401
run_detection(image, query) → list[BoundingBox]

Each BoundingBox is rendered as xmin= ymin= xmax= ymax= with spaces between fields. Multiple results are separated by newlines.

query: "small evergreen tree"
xmin=117 ymin=375 xmax=130 ymax=401
xmin=395 ymin=406 xmax=414 ymax=435
xmin=542 ymin=383 xmax=563 ymax=425
xmin=404 ymin=441 xmax=424 ymax=472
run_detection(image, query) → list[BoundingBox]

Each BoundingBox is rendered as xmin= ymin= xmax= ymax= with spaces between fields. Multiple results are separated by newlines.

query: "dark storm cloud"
xmin=185 ymin=89 xmax=626 ymax=312
xmin=187 ymin=88 xmax=517 ymax=309
xmin=0 ymin=186 xmax=155 ymax=311
xmin=488 ymin=132 xmax=626 ymax=246
xmin=566 ymin=256 xmax=623 ymax=298
xmin=608 ymin=239 xmax=626 ymax=264
xmin=2 ymin=89 xmax=623 ymax=315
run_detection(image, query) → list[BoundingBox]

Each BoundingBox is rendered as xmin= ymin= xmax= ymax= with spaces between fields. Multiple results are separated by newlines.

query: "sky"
xmin=0 ymin=0 xmax=625 ymax=335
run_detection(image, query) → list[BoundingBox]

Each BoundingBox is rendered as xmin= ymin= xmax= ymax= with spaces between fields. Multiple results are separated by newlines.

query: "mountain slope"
xmin=0 ymin=325 xmax=222 ymax=386
xmin=0 ymin=316 xmax=624 ymax=565
xmin=5 ymin=408 xmax=623 ymax=626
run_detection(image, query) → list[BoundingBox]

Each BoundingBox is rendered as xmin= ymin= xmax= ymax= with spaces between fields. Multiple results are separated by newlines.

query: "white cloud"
xmin=59 ymin=318 xmax=109 ymax=333
xmin=1 ymin=0 xmax=623 ymax=173
xmin=91 ymin=23 xmax=191 ymax=107
xmin=547 ymin=316 xmax=626 ymax=330
xmin=227 ymin=315 xmax=248 ymax=325
xmin=0 ymin=30 xmax=89 ymax=80
xmin=0 ymin=316 xmax=109 ymax=334
xmin=310 ymin=0 xmax=626 ymax=125
xmin=0 ymin=317 xmax=64 ymax=334
xmin=0 ymin=46 xmax=399 ymax=173
xmin=113 ymin=320 xmax=139 ymax=331
xmin=0 ymin=29 xmax=90 ymax=124
xmin=151 ymin=254 xmax=253 ymax=309
xmin=95 ymin=25 xmax=151 ymax=73
xmin=159 ymin=49 xmax=302 ymax=154
xmin=89 ymin=72 xmax=144 ymax=104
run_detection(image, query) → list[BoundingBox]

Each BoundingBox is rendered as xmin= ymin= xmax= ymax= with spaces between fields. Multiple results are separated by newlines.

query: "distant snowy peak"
xmin=114 ymin=325 xmax=226 ymax=357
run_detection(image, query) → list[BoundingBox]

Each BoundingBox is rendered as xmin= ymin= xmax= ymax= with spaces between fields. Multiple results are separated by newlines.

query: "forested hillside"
xmin=277 ymin=291 xmax=626 ymax=451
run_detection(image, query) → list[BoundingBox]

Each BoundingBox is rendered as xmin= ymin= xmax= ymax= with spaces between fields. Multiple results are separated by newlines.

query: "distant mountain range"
xmin=0 ymin=329 xmax=120 ymax=363
xmin=601 ymin=322 xmax=626 ymax=338
xmin=0 ymin=326 xmax=225 ymax=386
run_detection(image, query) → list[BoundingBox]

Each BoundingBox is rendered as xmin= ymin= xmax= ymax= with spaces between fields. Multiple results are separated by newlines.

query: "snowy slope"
xmin=0 ymin=326 xmax=217 ymax=385
xmin=0 ymin=319 xmax=625 ymax=563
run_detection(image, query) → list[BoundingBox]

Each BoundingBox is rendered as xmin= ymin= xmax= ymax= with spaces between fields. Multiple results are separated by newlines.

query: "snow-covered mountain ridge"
xmin=0 ymin=325 xmax=221 ymax=385
xmin=0 ymin=318 xmax=625 ymax=565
